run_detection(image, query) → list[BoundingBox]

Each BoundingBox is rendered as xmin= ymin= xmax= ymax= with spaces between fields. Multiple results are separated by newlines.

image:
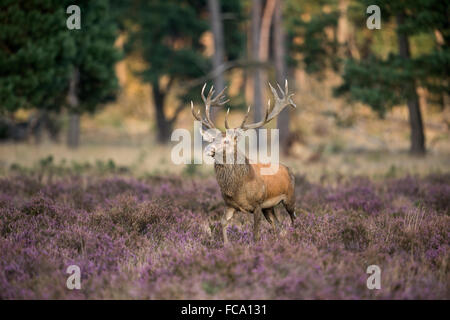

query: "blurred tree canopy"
xmin=0 ymin=0 xmax=448 ymax=153
xmin=0 ymin=0 xmax=74 ymax=112
xmin=123 ymin=0 xmax=210 ymax=143
xmin=122 ymin=0 xmax=244 ymax=143
xmin=0 ymin=0 xmax=120 ymax=115
xmin=69 ymin=0 xmax=121 ymax=114
xmin=334 ymin=0 xmax=449 ymax=154
xmin=336 ymin=0 xmax=449 ymax=114
xmin=285 ymin=0 xmax=340 ymax=74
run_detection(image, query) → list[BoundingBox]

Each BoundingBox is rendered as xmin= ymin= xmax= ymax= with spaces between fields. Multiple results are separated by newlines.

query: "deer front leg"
xmin=221 ymin=207 xmax=235 ymax=244
xmin=253 ymin=205 xmax=263 ymax=242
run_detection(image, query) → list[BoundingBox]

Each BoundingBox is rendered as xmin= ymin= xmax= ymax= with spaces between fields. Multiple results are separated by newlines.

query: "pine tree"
xmin=285 ymin=0 xmax=340 ymax=76
xmin=0 ymin=1 xmax=121 ymax=147
xmin=335 ymin=0 xmax=449 ymax=155
xmin=65 ymin=0 xmax=121 ymax=147
xmin=125 ymin=0 xmax=244 ymax=143
xmin=69 ymin=0 xmax=120 ymax=112
xmin=0 ymin=0 xmax=75 ymax=113
xmin=124 ymin=0 xmax=209 ymax=143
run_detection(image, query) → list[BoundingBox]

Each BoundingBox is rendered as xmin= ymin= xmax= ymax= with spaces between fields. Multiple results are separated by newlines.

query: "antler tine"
xmin=239 ymin=105 xmax=251 ymax=129
xmin=241 ymin=101 xmax=270 ymax=130
xmin=194 ymin=82 xmax=294 ymax=132
xmin=225 ymin=104 xmax=251 ymax=130
xmin=200 ymin=83 xmax=208 ymax=103
xmin=240 ymin=80 xmax=295 ymax=130
xmin=200 ymin=83 xmax=230 ymax=130
xmin=213 ymin=86 xmax=230 ymax=106
xmin=267 ymin=80 xmax=296 ymax=121
xmin=191 ymin=101 xmax=214 ymax=129
xmin=225 ymin=108 xmax=230 ymax=129
xmin=200 ymin=83 xmax=216 ymax=129
xmin=272 ymin=82 xmax=282 ymax=100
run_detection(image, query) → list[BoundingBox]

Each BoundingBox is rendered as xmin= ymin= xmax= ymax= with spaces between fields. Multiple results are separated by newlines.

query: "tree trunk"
xmin=251 ymin=0 xmax=263 ymax=124
xmin=67 ymin=68 xmax=80 ymax=149
xmin=337 ymin=0 xmax=349 ymax=46
xmin=67 ymin=113 xmax=80 ymax=148
xmin=258 ymin=0 xmax=276 ymax=145
xmin=273 ymin=0 xmax=290 ymax=153
xmin=152 ymin=82 xmax=172 ymax=144
xmin=396 ymin=13 xmax=426 ymax=155
xmin=207 ymin=0 xmax=226 ymax=121
xmin=259 ymin=0 xmax=276 ymax=62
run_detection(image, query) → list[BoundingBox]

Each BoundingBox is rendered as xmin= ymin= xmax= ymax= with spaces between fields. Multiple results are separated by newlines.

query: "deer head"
xmin=191 ymin=80 xmax=296 ymax=160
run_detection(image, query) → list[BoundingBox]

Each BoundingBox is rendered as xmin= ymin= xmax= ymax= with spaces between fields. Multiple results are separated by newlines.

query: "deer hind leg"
xmin=221 ymin=207 xmax=235 ymax=245
xmin=262 ymin=208 xmax=274 ymax=225
xmin=253 ymin=206 xmax=263 ymax=242
xmin=282 ymin=199 xmax=297 ymax=227
xmin=263 ymin=207 xmax=281 ymax=233
xmin=269 ymin=207 xmax=281 ymax=226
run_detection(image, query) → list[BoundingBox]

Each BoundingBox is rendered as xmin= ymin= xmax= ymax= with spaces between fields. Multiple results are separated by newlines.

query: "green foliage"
xmin=285 ymin=0 xmax=339 ymax=74
xmin=336 ymin=0 xmax=449 ymax=115
xmin=183 ymin=162 xmax=198 ymax=177
xmin=362 ymin=0 xmax=449 ymax=42
xmin=9 ymin=156 xmax=129 ymax=178
xmin=414 ymin=50 xmax=450 ymax=99
xmin=0 ymin=0 xmax=75 ymax=112
xmin=0 ymin=0 xmax=120 ymax=114
xmin=335 ymin=55 xmax=412 ymax=116
xmin=221 ymin=0 xmax=246 ymax=61
xmin=124 ymin=0 xmax=245 ymax=105
xmin=69 ymin=0 xmax=121 ymax=113
xmin=126 ymin=0 xmax=209 ymax=90
xmin=299 ymin=12 xmax=340 ymax=74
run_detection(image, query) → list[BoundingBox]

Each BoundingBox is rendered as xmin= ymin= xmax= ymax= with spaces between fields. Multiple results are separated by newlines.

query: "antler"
xmin=191 ymin=101 xmax=212 ymax=129
xmin=240 ymin=80 xmax=296 ymax=130
xmin=190 ymin=83 xmax=229 ymax=130
xmin=192 ymin=81 xmax=295 ymax=131
xmin=224 ymin=105 xmax=250 ymax=130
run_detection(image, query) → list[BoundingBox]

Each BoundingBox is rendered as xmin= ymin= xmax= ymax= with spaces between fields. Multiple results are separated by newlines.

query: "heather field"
xmin=2 ymin=0 xmax=450 ymax=304
xmin=0 ymin=162 xmax=449 ymax=299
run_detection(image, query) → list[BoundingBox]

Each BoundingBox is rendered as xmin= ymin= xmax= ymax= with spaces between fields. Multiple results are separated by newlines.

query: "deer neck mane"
xmin=214 ymin=150 xmax=251 ymax=196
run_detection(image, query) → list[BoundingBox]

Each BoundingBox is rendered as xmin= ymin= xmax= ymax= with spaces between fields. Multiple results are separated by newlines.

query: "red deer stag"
xmin=191 ymin=81 xmax=297 ymax=244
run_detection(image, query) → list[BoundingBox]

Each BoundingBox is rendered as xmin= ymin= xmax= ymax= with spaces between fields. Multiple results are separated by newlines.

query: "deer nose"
xmin=205 ymin=145 xmax=215 ymax=157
